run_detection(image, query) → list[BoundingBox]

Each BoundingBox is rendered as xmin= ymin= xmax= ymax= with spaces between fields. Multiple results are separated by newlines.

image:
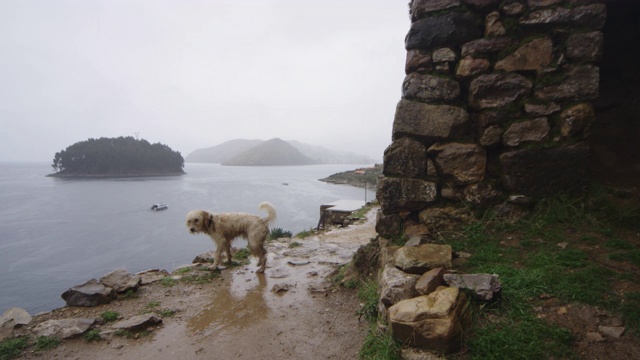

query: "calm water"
xmin=0 ymin=162 xmax=375 ymax=314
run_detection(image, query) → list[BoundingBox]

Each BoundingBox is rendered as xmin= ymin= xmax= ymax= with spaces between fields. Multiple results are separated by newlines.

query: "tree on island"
xmin=50 ymin=136 xmax=185 ymax=176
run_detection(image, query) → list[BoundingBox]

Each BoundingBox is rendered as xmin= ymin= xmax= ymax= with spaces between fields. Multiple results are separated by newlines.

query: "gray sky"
xmin=0 ymin=0 xmax=409 ymax=163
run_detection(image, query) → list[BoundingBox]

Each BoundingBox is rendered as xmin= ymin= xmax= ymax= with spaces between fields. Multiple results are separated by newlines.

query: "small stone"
xmin=433 ymin=48 xmax=457 ymax=63
xmin=585 ymin=331 xmax=605 ymax=342
xmin=557 ymin=242 xmax=569 ymax=249
xmin=598 ymin=326 xmax=625 ymax=338
xmin=557 ymin=307 xmax=568 ymax=315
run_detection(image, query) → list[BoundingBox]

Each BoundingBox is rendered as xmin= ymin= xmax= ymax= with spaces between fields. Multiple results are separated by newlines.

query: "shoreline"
xmin=46 ymin=171 xmax=186 ymax=178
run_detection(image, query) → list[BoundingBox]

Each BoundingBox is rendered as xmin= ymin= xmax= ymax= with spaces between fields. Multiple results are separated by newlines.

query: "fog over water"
xmin=0 ymin=162 xmax=375 ymax=314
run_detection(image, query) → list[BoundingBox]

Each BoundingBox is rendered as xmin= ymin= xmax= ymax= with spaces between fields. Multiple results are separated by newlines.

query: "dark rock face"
xmin=392 ymin=100 xmax=469 ymax=142
xmin=61 ymin=279 xmax=115 ymax=307
xmin=469 ymin=73 xmax=533 ymax=110
xmin=405 ymin=12 xmax=482 ymax=50
xmin=377 ymin=177 xmax=437 ymax=214
xmin=383 ymin=137 xmax=428 ymax=178
xmin=402 ymin=73 xmax=461 ymax=102
xmin=500 ymin=143 xmax=590 ymax=196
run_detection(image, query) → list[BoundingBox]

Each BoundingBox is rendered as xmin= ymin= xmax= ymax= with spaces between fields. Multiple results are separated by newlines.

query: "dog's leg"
xmin=210 ymin=239 xmax=224 ymax=270
xmin=224 ymin=241 xmax=232 ymax=264
xmin=256 ymin=244 xmax=267 ymax=273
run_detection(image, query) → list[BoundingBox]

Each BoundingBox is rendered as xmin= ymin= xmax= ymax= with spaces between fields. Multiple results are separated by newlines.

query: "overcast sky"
xmin=0 ymin=0 xmax=409 ymax=162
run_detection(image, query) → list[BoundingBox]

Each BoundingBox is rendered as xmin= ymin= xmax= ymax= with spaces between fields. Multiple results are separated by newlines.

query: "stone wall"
xmin=377 ymin=0 xmax=608 ymax=237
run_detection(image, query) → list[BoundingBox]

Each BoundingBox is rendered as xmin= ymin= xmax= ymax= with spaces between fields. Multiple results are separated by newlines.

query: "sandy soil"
xmin=18 ymin=210 xmax=378 ymax=360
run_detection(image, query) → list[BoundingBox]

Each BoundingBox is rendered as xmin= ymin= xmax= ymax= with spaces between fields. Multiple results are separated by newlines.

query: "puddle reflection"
xmin=187 ymin=271 xmax=270 ymax=333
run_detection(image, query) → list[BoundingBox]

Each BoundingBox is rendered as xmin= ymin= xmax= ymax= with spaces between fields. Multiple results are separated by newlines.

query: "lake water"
xmin=0 ymin=162 xmax=375 ymax=315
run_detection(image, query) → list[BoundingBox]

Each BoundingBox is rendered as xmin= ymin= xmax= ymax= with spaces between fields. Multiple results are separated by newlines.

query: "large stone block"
xmin=536 ymin=65 xmax=600 ymax=102
xmin=503 ymin=118 xmax=550 ymax=146
xmin=377 ymin=177 xmax=438 ymax=214
xmin=566 ymin=31 xmax=603 ymax=62
xmin=560 ymin=103 xmax=594 ymax=138
xmin=383 ymin=137 xmax=427 ymax=178
xmin=500 ymin=143 xmax=590 ymax=196
xmin=393 ymin=244 xmax=453 ymax=274
xmin=429 ymin=143 xmax=486 ymax=185
xmin=495 ymin=37 xmax=553 ymax=72
xmin=520 ymin=4 xmax=607 ymax=29
xmin=410 ymin=0 xmax=461 ymax=22
xmin=406 ymin=12 xmax=483 ymax=50
xmin=379 ymin=266 xmax=420 ymax=306
xmin=469 ymin=73 xmax=532 ymax=110
xmin=461 ymin=37 xmax=513 ymax=57
xmin=61 ymin=278 xmax=116 ymax=307
xmin=402 ymin=73 xmax=460 ymax=102
xmin=376 ymin=212 xmax=402 ymax=237
xmin=393 ymin=99 xmax=468 ymax=142
xmin=405 ymin=49 xmax=432 ymax=74
xmin=389 ymin=287 xmax=471 ymax=353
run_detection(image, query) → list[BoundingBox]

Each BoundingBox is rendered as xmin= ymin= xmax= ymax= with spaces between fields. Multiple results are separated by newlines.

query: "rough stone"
xmin=33 ymin=318 xmax=95 ymax=339
xmin=500 ymin=143 xmax=590 ymax=196
xmin=520 ymin=4 xmax=607 ymax=29
xmin=393 ymin=244 xmax=453 ymax=274
xmin=524 ymin=102 xmax=560 ymax=116
xmin=479 ymin=125 xmax=503 ymax=146
xmin=0 ymin=307 xmax=32 ymax=341
xmin=527 ymin=0 xmax=562 ymax=8
xmin=376 ymin=212 xmax=402 ymax=238
xmin=469 ymin=73 xmax=532 ymax=109
xmin=495 ymin=37 xmax=553 ymax=72
xmin=485 ymin=11 xmax=506 ymax=37
xmin=502 ymin=2 xmax=525 ymax=15
xmin=433 ymin=48 xmax=457 ymax=63
xmin=419 ymin=206 xmax=473 ymax=231
xmin=193 ymin=251 xmax=216 ymax=263
xmin=443 ymin=273 xmax=502 ymax=301
xmin=406 ymin=49 xmax=432 ymax=74
xmin=112 ymin=314 xmax=162 ymax=332
xmin=389 ymin=287 xmax=471 ymax=353
xmin=560 ymin=103 xmax=595 ymax=137
xmin=136 ymin=269 xmax=170 ymax=285
xmin=406 ymin=12 xmax=483 ymax=50
xmin=378 ymin=266 xmax=420 ymax=306
xmin=403 ymin=222 xmax=431 ymax=240
xmin=377 ymin=177 xmax=437 ymax=214
xmin=566 ymin=31 xmax=603 ymax=62
xmin=61 ymin=278 xmax=116 ymax=307
xmin=410 ymin=0 xmax=461 ymax=21
xmin=430 ymin=143 xmax=486 ymax=185
xmin=503 ymin=118 xmax=550 ymax=146
xmin=536 ymin=65 xmax=599 ymax=102
xmin=598 ymin=326 xmax=625 ymax=339
xmin=456 ymin=56 xmax=490 ymax=78
xmin=462 ymin=0 xmax=501 ymax=7
xmin=461 ymin=37 xmax=513 ymax=57
xmin=393 ymin=99 xmax=469 ymax=141
xmin=383 ymin=137 xmax=427 ymax=178
xmin=415 ymin=268 xmax=446 ymax=295
xmin=100 ymin=268 xmax=141 ymax=293
xmin=402 ymin=73 xmax=460 ymax=102
xmin=463 ymin=183 xmax=499 ymax=205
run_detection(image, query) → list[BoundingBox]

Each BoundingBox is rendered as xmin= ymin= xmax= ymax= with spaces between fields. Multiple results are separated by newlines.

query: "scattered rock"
xmin=33 ymin=318 xmax=95 ymax=339
xmin=271 ymin=284 xmax=292 ymax=293
xmin=598 ymin=326 xmax=625 ymax=339
xmin=193 ymin=251 xmax=216 ymax=264
xmin=585 ymin=331 xmax=605 ymax=343
xmin=0 ymin=307 xmax=32 ymax=341
xmin=287 ymin=260 xmax=311 ymax=266
xmin=100 ymin=269 xmax=141 ymax=293
xmin=394 ymin=244 xmax=453 ymax=274
xmin=112 ymin=314 xmax=162 ymax=332
xmin=378 ymin=266 xmax=420 ymax=306
xmin=136 ymin=269 xmax=170 ymax=285
xmin=61 ymin=279 xmax=116 ymax=307
xmin=443 ymin=273 xmax=502 ymax=301
xmin=415 ymin=268 xmax=446 ymax=296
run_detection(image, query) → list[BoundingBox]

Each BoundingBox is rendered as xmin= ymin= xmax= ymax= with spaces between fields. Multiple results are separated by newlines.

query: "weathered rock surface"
xmin=100 ymin=269 xmax=141 ymax=293
xmin=461 ymin=37 xmax=513 ymax=57
xmin=393 ymin=99 xmax=469 ymax=141
xmin=0 ymin=307 xmax=32 ymax=341
xmin=33 ymin=318 xmax=95 ymax=339
xmin=456 ymin=56 xmax=490 ymax=78
xmin=443 ymin=273 xmax=502 ymax=301
xmin=377 ymin=177 xmax=437 ymax=214
xmin=406 ymin=12 xmax=483 ymax=50
xmin=402 ymin=73 xmax=461 ymax=102
xmin=495 ymin=37 xmax=553 ymax=71
xmin=61 ymin=279 xmax=116 ymax=307
xmin=536 ymin=65 xmax=599 ymax=101
xmin=136 ymin=269 xmax=170 ymax=285
xmin=503 ymin=118 xmax=550 ymax=146
xmin=419 ymin=207 xmax=473 ymax=230
xmin=405 ymin=49 xmax=432 ymax=74
xmin=378 ymin=266 xmax=420 ymax=307
xmin=389 ymin=287 xmax=471 ymax=353
xmin=469 ymin=73 xmax=533 ymax=109
xmin=519 ymin=4 xmax=606 ymax=29
xmin=566 ymin=31 xmax=603 ymax=62
xmin=383 ymin=137 xmax=427 ymax=178
xmin=393 ymin=244 xmax=453 ymax=274
xmin=430 ymin=143 xmax=486 ymax=185
xmin=111 ymin=314 xmax=162 ymax=332
xmin=560 ymin=103 xmax=594 ymax=138
xmin=415 ymin=268 xmax=446 ymax=296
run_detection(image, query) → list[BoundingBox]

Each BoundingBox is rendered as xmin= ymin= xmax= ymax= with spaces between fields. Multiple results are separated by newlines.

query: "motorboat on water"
xmin=150 ymin=203 xmax=168 ymax=211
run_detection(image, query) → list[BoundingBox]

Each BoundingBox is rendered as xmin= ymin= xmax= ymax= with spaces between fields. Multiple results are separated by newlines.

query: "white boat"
xmin=150 ymin=204 xmax=168 ymax=211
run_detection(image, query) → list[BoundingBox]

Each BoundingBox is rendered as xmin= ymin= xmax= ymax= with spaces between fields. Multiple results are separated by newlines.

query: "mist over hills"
xmin=185 ymin=138 xmax=377 ymax=165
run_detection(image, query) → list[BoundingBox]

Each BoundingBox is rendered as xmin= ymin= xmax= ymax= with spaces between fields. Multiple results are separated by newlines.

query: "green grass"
xmin=120 ymin=289 xmax=138 ymax=299
xmin=146 ymin=301 xmax=161 ymax=309
xmin=269 ymin=227 xmax=292 ymax=240
xmin=160 ymin=277 xmax=177 ymax=287
xmin=175 ymin=266 xmax=194 ymax=274
xmin=114 ymin=329 xmax=133 ymax=338
xmin=294 ymin=228 xmax=315 ymax=239
xmin=181 ymin=271 xmax=219 ymax=284
xmin=0 ymin=337 xmax=29 ymax=360
xmin=356 ymin=279 xmax=379 ymax=322
xmin=33 ymin=336 xmax=61 ymax=352
xmin=100 ymin=310 xmax=120 ymax=322
xmin=359 ymin=325 xmax=401 ymax=360
xmin=233 ymin=248 xmax=250 ymax=260
xmin=157 ymin=309 xmax=176 ymax=317
xmin=288 ymin=241 xmax=302 ymax=248
xmin=83 ymin=329 xmax=101 ymax=342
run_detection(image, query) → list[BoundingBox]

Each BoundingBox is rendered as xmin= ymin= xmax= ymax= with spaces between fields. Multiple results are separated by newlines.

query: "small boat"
xmin=150 ymin=204 xmax=168 ymax=211
xmin=282 ymin=182 xmax=289 ymax=186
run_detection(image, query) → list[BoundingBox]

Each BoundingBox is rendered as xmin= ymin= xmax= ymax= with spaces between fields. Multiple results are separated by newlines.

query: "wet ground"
xmin=20 ymin=209 xmax=378 ymax=359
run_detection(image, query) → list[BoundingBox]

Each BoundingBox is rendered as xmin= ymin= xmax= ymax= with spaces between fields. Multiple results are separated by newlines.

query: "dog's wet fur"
xmin=186 ymin=202 xmax=276 ymax=273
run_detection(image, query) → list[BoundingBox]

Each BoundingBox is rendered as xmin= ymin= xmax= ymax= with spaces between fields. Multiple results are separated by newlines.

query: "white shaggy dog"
xmin=186 ymin=202 xmax=276 ymax=273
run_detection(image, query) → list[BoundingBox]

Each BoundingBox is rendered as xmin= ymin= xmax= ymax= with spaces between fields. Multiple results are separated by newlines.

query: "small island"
xmin=48 ymin=136 xmax=185 ymax=178
xmin=319 ymin=164 xmax=382 ymax=189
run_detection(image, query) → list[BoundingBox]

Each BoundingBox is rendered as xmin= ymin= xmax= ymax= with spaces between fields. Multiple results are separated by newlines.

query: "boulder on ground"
xmin=393 ymin=244 xmax=453 ymax=274
xmin=378 ymin=266 xmax=420 ymax=307
xmin=61 ymin=278 xmax=115 ymax=307
xmin=100 ymin=269 xmax=141 ymax=293
xmin=0 ymin=307 xmax=32 ymax=341
xmin=443 ymin=273 xmax=502 ymax=301
xmin=33 ymin=318 xmax=95 ymax=339
xmin=111 ymin=314 xmax=162 ymax=332
xmin=136 ymin=269 xmax=170 ymax=285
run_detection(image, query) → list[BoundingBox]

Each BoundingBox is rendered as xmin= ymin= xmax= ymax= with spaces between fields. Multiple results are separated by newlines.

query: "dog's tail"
xmin=258 ymin=202 xmax=277 ymax=225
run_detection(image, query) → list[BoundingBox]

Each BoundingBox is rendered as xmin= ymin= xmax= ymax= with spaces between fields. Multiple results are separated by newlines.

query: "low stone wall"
xmin=377 ymin=0 xmax=607 ymax=236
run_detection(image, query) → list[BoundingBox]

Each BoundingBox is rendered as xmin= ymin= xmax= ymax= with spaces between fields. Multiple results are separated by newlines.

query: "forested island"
xmin=319 ymin=164 xmax=382 ymax=189
xmin=48 ymin=137 xmax=185 ymax=177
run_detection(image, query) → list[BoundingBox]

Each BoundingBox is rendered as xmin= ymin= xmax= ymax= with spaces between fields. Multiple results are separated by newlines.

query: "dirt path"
xmin=21 ymin=209 xmax=378 ymax=359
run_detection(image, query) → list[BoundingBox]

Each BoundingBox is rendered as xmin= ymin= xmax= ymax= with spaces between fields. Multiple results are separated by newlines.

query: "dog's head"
xmin=185 ymin=210 xmax=212 ymax=234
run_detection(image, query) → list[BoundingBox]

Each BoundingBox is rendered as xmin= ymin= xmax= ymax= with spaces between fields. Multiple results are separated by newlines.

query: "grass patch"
xmin=114 ymin=329 xmax=133 ymax=338
xmin=294 ymin=228 xmax=315 ymax=239
xmin=352 ymin=203 xmax=373 ymax=220
xmin=621 ymin=292 xmax=640 ymax=334
xmin=181 ymin=271 xmax=219 ymax=284
xmin=157 ymin=309 xmax=177 ymax=317
xmin=233 ymin=248 xmax=250 ymax=260
xmin=120 ymin=289 xmax=138 ymax=299
xmin=356 ymin=279 xmax=379 ymax=323
xmin=359 ymin=325 xmax=401 ymax=360
xmin=146 ymin=301 xmax=161 ymax=309
xmin=160 ymin=277 xmax=177 ymax=287
xmin=269 ymin=227 xmax=292 ymax=240
xmin=288 ymin=241 xmax=302 ymax=248
xmin=100 ymin=311 xmax=120 ymax=322
xmin=0 ymin=337 xmax=29 ymax=360
xmin=175 ymin=266 xmax=194 ymax=274
xmin=33 ymin=336 xmax=61 ymax=352
xmin=83 ymin=329 xmax=101 ymax=342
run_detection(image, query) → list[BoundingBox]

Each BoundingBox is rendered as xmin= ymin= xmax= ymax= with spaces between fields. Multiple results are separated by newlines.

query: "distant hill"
xmin=184 ymin=139 xmax=263 ymax=163
xmin=186 ymin=139 xmax=376 ymax=165
xmin=222 ymin=138 xmax=317 ymax=166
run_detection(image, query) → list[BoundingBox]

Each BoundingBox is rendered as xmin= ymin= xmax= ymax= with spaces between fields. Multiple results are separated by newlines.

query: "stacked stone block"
xmin=377 ymin=0 xmax=606 ymax=237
